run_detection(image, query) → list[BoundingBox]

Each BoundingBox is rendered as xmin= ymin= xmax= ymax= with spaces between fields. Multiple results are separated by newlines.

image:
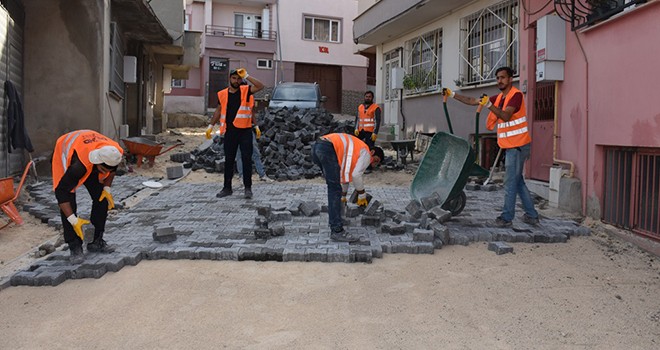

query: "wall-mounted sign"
xmin=210 ymin=58 xmax=228 ymax=72
xmin=319 ymin=46 xmax=329 ymax=53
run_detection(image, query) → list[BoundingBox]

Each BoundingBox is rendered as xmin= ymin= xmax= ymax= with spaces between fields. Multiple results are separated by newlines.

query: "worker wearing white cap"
xmin=52 ymin=130 xmax=123 ymax=264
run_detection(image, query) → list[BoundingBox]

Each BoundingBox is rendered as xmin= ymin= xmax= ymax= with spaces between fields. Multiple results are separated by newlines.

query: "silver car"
xmin=266 ymin=82 xmax=327 ymax=109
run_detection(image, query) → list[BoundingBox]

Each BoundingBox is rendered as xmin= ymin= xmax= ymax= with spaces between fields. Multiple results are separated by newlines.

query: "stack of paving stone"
xmin=171 ymin=107 xmax=354 ymax=180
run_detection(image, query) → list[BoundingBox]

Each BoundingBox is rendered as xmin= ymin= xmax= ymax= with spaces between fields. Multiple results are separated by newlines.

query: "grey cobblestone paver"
xmin=12 ymin=175 xmax=587 ymax=286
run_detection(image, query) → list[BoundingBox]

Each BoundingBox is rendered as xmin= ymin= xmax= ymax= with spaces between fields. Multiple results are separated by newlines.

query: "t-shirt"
xmin=225 ymin=87 xmax=253 ymax=131
xmin=490 ymin=91 xmax=522 ymax=113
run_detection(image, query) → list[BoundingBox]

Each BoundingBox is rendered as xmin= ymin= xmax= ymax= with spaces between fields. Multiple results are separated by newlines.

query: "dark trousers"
xmin=357 ymin=130 xmax=375 ymax=150
xmin=59 ymin=175 xmax=109 ymax=249
xmin=312 ymin=140 xmax=342 ymax=231
xmin=223 ymin=127 xmax=253 ymax=190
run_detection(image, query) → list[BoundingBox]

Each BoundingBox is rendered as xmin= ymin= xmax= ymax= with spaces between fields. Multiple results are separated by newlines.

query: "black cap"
xmin=229 ymin=69 xmax=239 ymax=76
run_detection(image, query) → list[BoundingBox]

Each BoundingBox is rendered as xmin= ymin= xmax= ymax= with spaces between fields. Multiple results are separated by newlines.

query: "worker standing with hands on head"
xmin=442 ymin=66 xmax=539 ymax=228
xmin=312 ymin=133 xmax=384 ymax=242
xmin=52 ymin=130 xmax=123 ymax=264
xmin=205 ymin=67 xmax=264 ymax=199
xmin=354 ymin=91 xmax=381 ymax=150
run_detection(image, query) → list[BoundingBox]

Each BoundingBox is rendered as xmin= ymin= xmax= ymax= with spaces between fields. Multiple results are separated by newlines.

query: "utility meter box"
xmin=536 ymin=15 xmax=565 ymax=82
xmin=391 ymin=67 xmax=404 ymax=90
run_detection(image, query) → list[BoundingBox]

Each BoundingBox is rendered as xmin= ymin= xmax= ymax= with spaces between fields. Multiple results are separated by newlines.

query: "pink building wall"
xmin=520 ymin=1 xmax=660 ymax=217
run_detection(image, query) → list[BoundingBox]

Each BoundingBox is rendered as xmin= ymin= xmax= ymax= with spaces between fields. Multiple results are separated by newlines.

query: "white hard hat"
xmin=89 ymin=145 xmax=122 ymax=166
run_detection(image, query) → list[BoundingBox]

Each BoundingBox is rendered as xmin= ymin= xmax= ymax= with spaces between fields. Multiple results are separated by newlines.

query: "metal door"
xmin=207 ymin=57 xmax=228 ymax=109
xmin=294 ymin=63 xmax=341 ymax=113
xmin=530 ymin=82 xmax=554 ymax=182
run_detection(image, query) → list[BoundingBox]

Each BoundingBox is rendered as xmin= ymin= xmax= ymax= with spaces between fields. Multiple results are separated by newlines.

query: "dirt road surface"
xmin=0 ymin=127 xmax=658 ymax=349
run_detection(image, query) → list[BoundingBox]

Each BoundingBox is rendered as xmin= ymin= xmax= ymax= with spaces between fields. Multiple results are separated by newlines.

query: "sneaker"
xmin=494 ymin=217 xmax=512 ymax=228
xmin=522 ymin=214 xmax=540 ymax=226
xmin=69 ymin=245 xmax=84 ymax=264
xmin=259 ymin=175 xmax=274 ymax=183
xmin=330 ymin=228 xmax=359 ymax=242
xmin=244 ymin=188 xmax=253 ymax=199
xmin=87 ymin=239 xmax=116 ymax=253
xmin=216 ymin=188 xmax=233 ymax=198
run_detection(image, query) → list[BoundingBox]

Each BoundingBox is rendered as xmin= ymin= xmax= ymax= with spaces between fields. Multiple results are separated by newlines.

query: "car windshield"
xmin=272 ymin=85 xmax=316 ymax=101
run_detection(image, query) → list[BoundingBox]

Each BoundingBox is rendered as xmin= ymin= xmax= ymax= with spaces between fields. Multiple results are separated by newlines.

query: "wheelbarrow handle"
xmin=158 ymin=142 xmax=185 ymax=156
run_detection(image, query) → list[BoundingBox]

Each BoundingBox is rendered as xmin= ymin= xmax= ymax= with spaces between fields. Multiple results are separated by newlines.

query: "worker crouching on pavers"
xmin=312 ymin=133 xmax=384 ymax=242
xmin=52 ymin=130 xmax=123 ymax=264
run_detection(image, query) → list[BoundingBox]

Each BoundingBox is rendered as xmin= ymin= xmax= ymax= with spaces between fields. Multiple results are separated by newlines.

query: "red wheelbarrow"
xmin=1 ymin=160 xmax=34 ymax=230
xmin=122 ymin=137 xmax=184 ymax=168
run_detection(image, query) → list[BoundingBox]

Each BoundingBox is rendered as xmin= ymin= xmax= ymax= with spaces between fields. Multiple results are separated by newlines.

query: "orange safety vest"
xmin=52 ymin=130 xmax=123 ymax=191
xmin=217 ymin=85 xmax=254 ymax=135
xmin=486 ymin=86 xmax=531 ymax=149
xmin=321 ymin=133 xmax=370 ymax=184
xmin=357 ymin=103 xmax=378 ymax=132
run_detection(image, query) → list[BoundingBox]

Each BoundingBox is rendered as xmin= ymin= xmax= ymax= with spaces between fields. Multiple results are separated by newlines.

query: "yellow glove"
xmin=99 ymin=186 xmax=115 ymax=210
xmin=479 ymin=94 xmax=493 ymax=108
xmin=341 ymin=192 xmax=347 ymax=203
xmin=205 ymin=124 xmax=214 ymax=139
xmin=357 ymin=192 xmax=368 ymax=207
xmin=354 ymin=129 xmax=360 ymax=136
xmin=67 ymin=214 xmax=90 ymax=240
xmin=237 ymin=68 xmax=249 ymax=79
xmin=371 ymin=133 xmax=377 ymax=142
xmin=254 ymin=126 xmax=261 ymax=140
xmin=442 ymin=87 xmax=455 ymax=98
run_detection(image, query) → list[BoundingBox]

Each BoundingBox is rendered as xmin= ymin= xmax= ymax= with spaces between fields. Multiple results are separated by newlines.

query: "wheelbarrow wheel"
xmin=442 ymin=190 xmax=466 ymax=216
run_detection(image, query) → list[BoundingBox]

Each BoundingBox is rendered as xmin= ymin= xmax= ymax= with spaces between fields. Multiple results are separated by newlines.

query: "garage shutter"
xmin=0 ymin=1 xmax=24 ymax=177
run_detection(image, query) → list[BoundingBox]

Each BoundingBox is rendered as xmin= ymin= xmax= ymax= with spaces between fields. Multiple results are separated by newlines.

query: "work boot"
xmin=216 ymin=188 xmax=233 ymax=198
xmin=330 ymin=227 xmax=359 ymax=243
xmin=494 ymin=216 xmax=512 ymax=228
xmin=244 ymin=188 xmax=253 ymax=199
xmin=69 ymin=245 xmax=84 ymax=264
xmin=522 ymin=214 xmax=540 ymax=226
xmin=87 ymin=238 xmax=116 ymax=253
xmin=259 ymin=175 xmax=274 ymax=183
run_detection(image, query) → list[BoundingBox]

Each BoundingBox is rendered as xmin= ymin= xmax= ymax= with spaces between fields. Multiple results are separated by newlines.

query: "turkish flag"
xmin=319 ymin=46 xmax=329 ymax=53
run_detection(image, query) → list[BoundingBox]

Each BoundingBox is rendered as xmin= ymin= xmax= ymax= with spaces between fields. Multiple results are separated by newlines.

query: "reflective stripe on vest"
xmin=487 ymin=86 xmax=531 ymax=149
xmin=358 ymin=104 xmax=378 ymax=132
xmin=52 ymin=130 xmax=122 ymax=191
xmin=321 ymin=133 xmax=369 ymax=183
xmin=217 ymin=85 xmax=254 ymax=135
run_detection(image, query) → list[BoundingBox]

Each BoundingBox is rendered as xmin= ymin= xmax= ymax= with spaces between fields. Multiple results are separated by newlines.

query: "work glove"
xmin=237 ymin=68 xmax=249 ymax=79
xmin=442 ymin=87 xmax=455 ymax=98
xmin=357 ymin=192 xmax=368 ymax=207
xmin=99 ymin=186 xmax=115 ymax=210
xmin=354 ymin=129 xmax=360 ymax=136
xmin=254 ymin=126 xmax=261 ymax=140
xmin=479 ymin=94 xmax=493 ymax=108
xmin=67 ymin=214 xmax=90 ymax=241
xmin=371 ymin=133 xmax=377 ymax=142
xmin=205 ymin=124 xmax=214 ymax=139
xmin=341 ymin=192 xmax=347 ymax=203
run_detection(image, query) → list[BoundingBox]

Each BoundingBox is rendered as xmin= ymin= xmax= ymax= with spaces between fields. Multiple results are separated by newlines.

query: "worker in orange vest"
xmin=52 ymin=130 xmax=123 ymax=264
xmin=354 ymin=90 xmax=381 ymax=150
xmin=205 ymin=67 xmax=264 ymax=199
xmin=443 ymin=66 xmax=539 ymax=228
xmin=312 ymin=133 xmax=384 ymax=242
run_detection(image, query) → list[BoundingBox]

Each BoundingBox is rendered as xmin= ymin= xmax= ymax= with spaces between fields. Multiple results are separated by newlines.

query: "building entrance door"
xmin=207 ymin=57 xmax=228 ymax=109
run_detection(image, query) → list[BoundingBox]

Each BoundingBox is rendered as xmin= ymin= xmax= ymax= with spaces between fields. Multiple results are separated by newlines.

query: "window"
xmin=234 ymin=13 xmax=261 ymax=38
xmin=383 ymin=49 xmax=400 ymax=101
xmin=172 ymin=79 xmax=185 ymax=88
xmin=184 ymin=13 xmax=190 ymax=31
xmin=109 ymin=22 xmax=124 ymax=98
xmin=403 ymin=28 xmax=442 ymax=95
xmin=303 ymin=16 xmax=340 ymax=43
xmin=257 ymin=59 xmax=273 ymax=69
xmin=459 ymin=0 xmax=518 ymax=86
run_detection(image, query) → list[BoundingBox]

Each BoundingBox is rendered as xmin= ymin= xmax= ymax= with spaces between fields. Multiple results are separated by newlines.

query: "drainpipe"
xmin=574 ymin=31 xmax=589 ymax=215
xmin=553 ymin=80 xmax=575 ymax=177
xmin=398 ymin=47 xmax=406 ymax=136
xmin=275 ymin=0 xmax=283 ymax=84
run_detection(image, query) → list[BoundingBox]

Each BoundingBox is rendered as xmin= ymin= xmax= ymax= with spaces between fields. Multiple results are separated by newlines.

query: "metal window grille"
xmin=534 ymin=82 xmax=555 ymax=121
xmin=635 ymin=150 xmax=660 ymax=239
xmin=459 ymin=0 xmax=518 ymax=86
xmin=403 ymin=29 xmax=442 ymax=95
xmin=603 ymin=148 xmax=634 ymax=229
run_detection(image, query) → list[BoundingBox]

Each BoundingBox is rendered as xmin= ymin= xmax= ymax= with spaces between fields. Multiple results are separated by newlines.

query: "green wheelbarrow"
xmin=410 ymin=132 xmax=475 ymax=216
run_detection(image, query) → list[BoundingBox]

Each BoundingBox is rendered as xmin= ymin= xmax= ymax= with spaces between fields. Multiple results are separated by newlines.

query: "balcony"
xmin=353 ymin=0 xmax=466 ymax=45
xmin=554 ymin=0 xmax=649 ymax=31
xmin=205 ymin=25 xmax=277 ymax=53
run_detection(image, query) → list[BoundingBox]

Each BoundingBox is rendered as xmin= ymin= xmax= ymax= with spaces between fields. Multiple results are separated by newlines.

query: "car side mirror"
xmin=320 ymin=96 xmax=327 ymax=102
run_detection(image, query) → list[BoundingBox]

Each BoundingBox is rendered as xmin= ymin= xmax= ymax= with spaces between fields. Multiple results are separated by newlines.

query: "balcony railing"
xmin=554 ymin=0 xmax=648 ymax=31
xmin=205 ymin=25 xmax=277 ymax=40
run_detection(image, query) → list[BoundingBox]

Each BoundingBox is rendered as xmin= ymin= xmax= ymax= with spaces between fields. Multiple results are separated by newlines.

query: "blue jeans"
xmin=237 ymin=133 xmax=266 ymax=177
xmin=312 ymin=140 xmax=343 ymax=231
xmin=501 ymin=143 xmax=538 ymax=222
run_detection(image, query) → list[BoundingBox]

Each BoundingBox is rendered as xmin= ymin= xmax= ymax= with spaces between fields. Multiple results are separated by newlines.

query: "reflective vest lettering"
xmin=52 ymin=130 xmax=123 ymax=191
xmin=321 ymin=133 xmax=369 ymax=183
xmin=217 ymin=85 xmax=254 ymax=135
xmin=357 ymin=104 xmax=378 ymax=132
xmin=486 ymin=86 xmax=531 ymax=149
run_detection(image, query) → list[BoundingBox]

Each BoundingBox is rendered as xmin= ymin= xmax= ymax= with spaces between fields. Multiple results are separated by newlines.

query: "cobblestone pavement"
xmin=10 ymin=174 xmax=589 ymax=287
